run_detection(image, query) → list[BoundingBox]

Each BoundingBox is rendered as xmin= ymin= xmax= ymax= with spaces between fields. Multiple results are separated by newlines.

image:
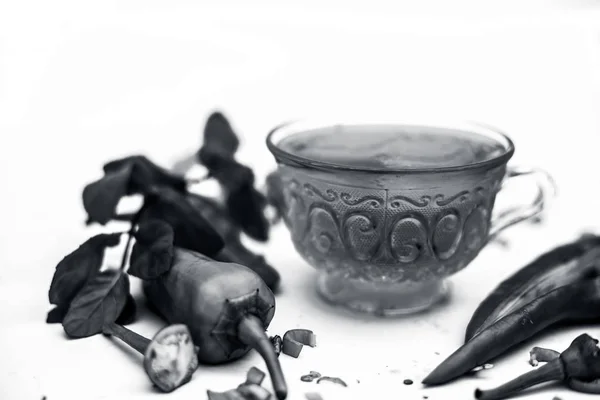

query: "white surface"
xmin=2 ymin=1 xmax=600 ymax=399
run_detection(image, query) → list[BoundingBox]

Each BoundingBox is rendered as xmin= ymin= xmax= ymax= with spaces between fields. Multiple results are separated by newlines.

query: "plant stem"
xmin=186 ymin=174 xmax=209 ymax=185
xmin=120 ymin=233 xmax=134 ymax=271
xmin=103 ymin=321 xmax=151 ymax=354
xmin=112 ymin=213 xmax=137 ymax=222
xmin=238 ymin=315 xmax=288 ymax=400
xmin=119 ymin=207 xmax=144 ymax=271
xmin=475 ymin=359 xmax=565 ymax=400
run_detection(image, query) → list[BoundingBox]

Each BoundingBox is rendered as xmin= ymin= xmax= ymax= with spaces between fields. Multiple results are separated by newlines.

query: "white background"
xmin=2 ymin=1 xmax=600 ymax=400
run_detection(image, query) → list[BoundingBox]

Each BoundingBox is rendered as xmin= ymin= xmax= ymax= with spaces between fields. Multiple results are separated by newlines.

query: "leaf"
xmin=63 ymin=269 xmax=130 ymax=338
xmin=48 ymin=233 xmax=122 ymax=308
xmin=129 ymin=219 xmax=175 ymax=279
xmin=186 ymin=193 xmax=240 ymax=241
xmin=83 ymin=165 xmax=133 ymax=225
xmin=203 ymin=111 xmax=239 ymax=157
xmin=226 ymin=185 xmax=269 ymax=242
xmin=103 ymin=155 xmax=187 ymax=195
xmin=46 ymin=304 xmax=69 ymax=324
xmin=193 ymin=111 xmax=270 ymax=241
xmin=187 ymin=194 xmax=279 ymax=290
xmin=115 ymin=294 xmax=137 ymax=325
xmin=83 ymin=156 xmax=188 ymax=225
xmin=198 ymin=153 xmax=254 ymax=193
xmin=140 ymin=187 xmax=224 ymax=257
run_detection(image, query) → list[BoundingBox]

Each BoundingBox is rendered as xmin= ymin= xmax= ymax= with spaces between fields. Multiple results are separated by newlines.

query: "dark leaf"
xmin=46 ymin=304 xmax=68 ymax=324
xmin=115 ymin=294 xmax=137 ymax=325
xmin=187 ymin=194 xmax=279 ymax=289
xmin=140 ymin=187 xmax=224 ymax=257
xmin=83 ymin=165 xmax=133 ymax=225
xmin=198 ymin=149 xmax=254 ymax=192
xmin=129 ymin=219 xmax=175 ymax=279
xmin=226 ymin=185 xmax=269 ymax=242
xmin=103 ymin=155 xmax=187 ymax=195
xmin=186 ymin=193 xmax=240 ymax=241
xmin=63 ymin=269 xmax=130 ymax=338
xmin=48 ymin=233 xmax=122 ymax=307
xmin=203 ymin=111 xmax=239 ymax=157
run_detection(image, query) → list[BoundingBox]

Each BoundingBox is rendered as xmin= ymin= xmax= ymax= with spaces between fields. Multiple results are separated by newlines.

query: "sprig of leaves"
xmin=47 ymin=233 xmax=137 ymax=328
xmin=196 ymin=111 xmax=270 ymax=242
xmin=83 ymin=156 xmax=188 ymax=225
xmin=140 ymin=187 xmax=225 ymax=257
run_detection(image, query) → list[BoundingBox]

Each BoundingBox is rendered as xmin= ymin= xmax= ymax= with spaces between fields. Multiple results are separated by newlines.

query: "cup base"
xmin=316 ymin=272 xmax=449 ymax=316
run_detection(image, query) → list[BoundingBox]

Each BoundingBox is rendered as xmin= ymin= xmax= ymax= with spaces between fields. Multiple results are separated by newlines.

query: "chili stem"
xmin=529 ymin=347 xmax=560 ymax=366
xmin=475 ymin=359 xmax=565 ymax=400
xmin=103 ymin=321 xmax=151 ymax=354
xmin=238 ymin=315 xmax=288 ymax=400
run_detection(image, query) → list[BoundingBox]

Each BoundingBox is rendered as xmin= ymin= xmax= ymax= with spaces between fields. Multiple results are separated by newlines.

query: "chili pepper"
xmin=141 ymin=248 xmax=287 ymax=399
xmin=103 ymin=322 xmax=199 ymax=393
xmin=422 ymin=276 xmax=600 ymax=386
xmin=186 ymin=193 xmax=281 ymax=291
xmin=466 ymin=233 xmax=600 ymax=341
xmin=474 ymin=333 xmax=600 ymax=400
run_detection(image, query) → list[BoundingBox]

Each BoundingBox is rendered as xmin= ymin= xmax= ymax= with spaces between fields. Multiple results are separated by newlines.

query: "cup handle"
xmin=487 ymin=166 xmax=557 ymax=242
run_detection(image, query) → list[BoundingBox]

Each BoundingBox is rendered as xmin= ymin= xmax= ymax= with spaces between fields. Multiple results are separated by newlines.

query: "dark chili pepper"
xmin=474 ymin=333 xmax=600 ymax=400
xmin=186 ymin=193 xmax=280 ymax=291
xmin=466 ymin=233 xmax=600 ymax=341
xmin=422 ymin=276 xmax=600 ymax=386
xmin=140 ymin=242 xmax=287 ymax=399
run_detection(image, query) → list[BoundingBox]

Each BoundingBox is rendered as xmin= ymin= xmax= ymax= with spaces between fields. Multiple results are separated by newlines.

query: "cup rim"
xmin=266 ymin=119 xmax=515 ymax=174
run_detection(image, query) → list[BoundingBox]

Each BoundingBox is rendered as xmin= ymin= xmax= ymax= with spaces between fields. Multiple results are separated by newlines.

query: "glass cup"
xmin=266 ymin=119 xmax=556 ymax=316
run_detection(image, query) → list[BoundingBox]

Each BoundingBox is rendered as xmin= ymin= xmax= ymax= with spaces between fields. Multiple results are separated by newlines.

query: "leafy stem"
xmin=119 ymin=206 xmax=146 ymax=272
